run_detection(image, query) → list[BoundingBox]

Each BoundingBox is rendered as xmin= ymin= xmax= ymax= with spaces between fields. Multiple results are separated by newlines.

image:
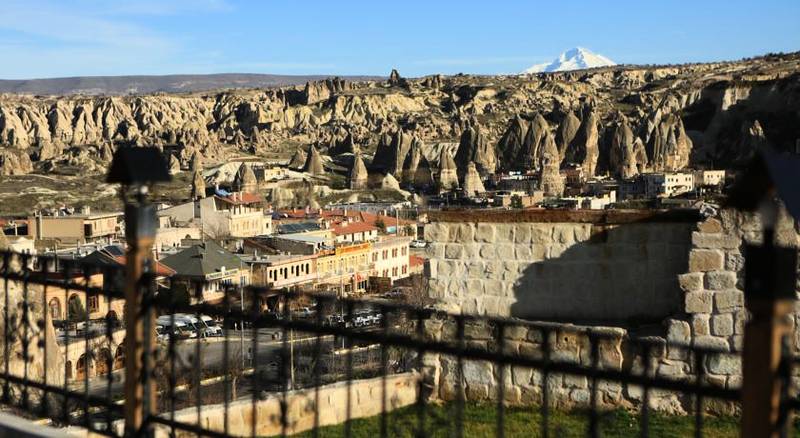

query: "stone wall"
xmin=424 ymin=210 xmax=696 ymax=323
xmin=157 ymin=372 xmax=419 ymax=437
xmin=422 ymin=208 xmax=800 ymax=413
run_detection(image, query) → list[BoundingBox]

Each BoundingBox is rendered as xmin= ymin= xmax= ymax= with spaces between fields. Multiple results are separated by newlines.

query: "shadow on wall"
xmin=510 ymin=219 xmax=694 ymax=326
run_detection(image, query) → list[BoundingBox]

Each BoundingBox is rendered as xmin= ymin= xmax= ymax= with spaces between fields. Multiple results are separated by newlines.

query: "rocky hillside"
xmin=0 ymin=52 xmax=798 ymax=179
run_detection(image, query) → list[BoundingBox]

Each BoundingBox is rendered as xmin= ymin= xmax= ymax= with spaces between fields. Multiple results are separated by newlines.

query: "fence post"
xmin=123 ymin=200 xmax=157 ymax=437
xmin=740 ymin=234 xmax=797 ymax=437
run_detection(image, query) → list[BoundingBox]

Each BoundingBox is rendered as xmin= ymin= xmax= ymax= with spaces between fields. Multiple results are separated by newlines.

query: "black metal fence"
xmin=0 ymin=248 xmax=795 ymax=437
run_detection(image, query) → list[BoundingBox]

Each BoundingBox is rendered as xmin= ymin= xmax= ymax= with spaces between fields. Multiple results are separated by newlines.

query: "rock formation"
xmin=497 ymin=116 xmax=528 ymax=172
xmin=555 ymin=112 xmax=581 ymax=160
xmin=647 ymin=113 xmax=692 ymax=171
xmin=437 ymin=148 xmax=459 ymax=192
xmin=520 ymin=113 xmax=551 ymax=172
xmin=0 ymin=51 xmax=797 ymax=187
xmin=168 ymin=154 xmax=181 ymax=175
xmin=303 ymin=145 xmax=325 ymax=176
xmin=380 ymin=173 xmax=401 ymax=191
xmin=371 ymin=129 xmax=416 ymax=178
xmin=609 ymin=118 xmax=643 ymax=179
xmin=191 ymin=169 xmax=205 ymax=199
xmin=233 ymin=163 xmax=258 ymax=192
xmin=412 ymin=154 xmax=435 ymax=189
xmin=563 ymin=110 xmax=599 ymax=176
xmin=402 ymin=141 xmax=422 ymax=186
xmin=538 ymin=131 xmax=564 ymax=197
xmin=461 ymin=162 xmax=485 ymax=196
xmin=455 ymin=123 xmax=496 ymax=176
xmin=190 ymin=151 xmax=204 ymax=173
xmin=349 ymin=154 xmax=368 ymax=190
xmin=288 ymin=148 xmax=307 ymax=170
xmin=0 ymin=148 xmax=33 ymax=176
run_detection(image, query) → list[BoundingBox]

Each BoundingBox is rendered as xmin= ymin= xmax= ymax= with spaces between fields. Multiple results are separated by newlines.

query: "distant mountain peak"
xmin=523 ymin=47 xmax=616 ymax=74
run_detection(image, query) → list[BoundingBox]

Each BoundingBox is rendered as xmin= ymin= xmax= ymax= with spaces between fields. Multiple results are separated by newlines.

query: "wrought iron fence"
xmin=0 ymin=248 xmax=797 ymax=437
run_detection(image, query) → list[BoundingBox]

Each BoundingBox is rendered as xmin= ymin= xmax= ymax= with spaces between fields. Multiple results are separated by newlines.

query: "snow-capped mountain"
xmin=523 ymin=47 xmax=616 ymax=74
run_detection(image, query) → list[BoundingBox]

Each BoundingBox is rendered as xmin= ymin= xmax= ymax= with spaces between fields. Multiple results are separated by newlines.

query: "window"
xmin=392 ymin=267 xmax=398 ymax=277
xmin=401 ymin=247 xmax=407 ymax=256
xmin=392 ymin=248 xmax=398 ymax=258
xmin=372 ymin=253 xmax=378 ymax=262
xmin=88 ymin=295 xmax=99 ymax=313
xmin=402 ymin=265 xmax=407 ymax=274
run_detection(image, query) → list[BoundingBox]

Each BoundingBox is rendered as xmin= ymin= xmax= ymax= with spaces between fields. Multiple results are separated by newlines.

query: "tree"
xmin=510 ymin=195 xmax=523 ymax=209
xmin=68 ymin=297 xmax=87 ymax=322
xmin=374 ymin=218 xmax=386 ymax=231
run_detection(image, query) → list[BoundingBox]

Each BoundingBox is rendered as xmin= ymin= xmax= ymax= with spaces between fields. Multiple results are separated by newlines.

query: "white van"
xmin=200 ymin=315 xmax=223 ymax=337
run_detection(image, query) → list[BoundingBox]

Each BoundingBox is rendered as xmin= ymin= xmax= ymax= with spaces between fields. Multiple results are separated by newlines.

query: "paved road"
xmin=75 ymin=328 xmax=354 ymax=397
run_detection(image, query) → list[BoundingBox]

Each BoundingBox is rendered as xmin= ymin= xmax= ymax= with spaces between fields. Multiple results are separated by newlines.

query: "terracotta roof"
xmin=332 ymin=222 xmax=378 ymax=236
xmin=357 ymin=211 xmax=415 ymax=227
xmin=410 ymin=255 xmax=425 ymax=268
xmin=215 ymin=192 xmax=263 ymax=205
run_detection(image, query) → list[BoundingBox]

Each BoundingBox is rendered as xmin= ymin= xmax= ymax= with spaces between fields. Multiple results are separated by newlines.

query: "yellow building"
xmin=315 ymin=242 xmax=372 ymax=295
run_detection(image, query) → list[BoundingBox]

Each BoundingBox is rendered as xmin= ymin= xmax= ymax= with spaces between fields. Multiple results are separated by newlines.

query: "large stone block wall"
xmin=424 ymin=214 xmax=694 ymax=323
xmin=422 ymin=208 xmax=800 ymax=413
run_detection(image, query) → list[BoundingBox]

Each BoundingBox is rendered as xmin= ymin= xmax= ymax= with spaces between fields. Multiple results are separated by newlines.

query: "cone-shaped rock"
xmin=555 ymin=112 xmax=581 ymax=160
xmin=564 ymin=111 xmax=599 ymax=176
xmin=538 ymin=131 xmax=564 ymax=197
xmin=380 ymin=173 xmax=401 ymax=191
xmin=520 ymin=113 xmax=550 ymax=171
xmin=168 ymin=154 xmax=181 ymax=175
xmin=190 ymin=151 xmax=204 ymax=173
xmin=349 ymin=154 xmax=369 ymax=190
xmin=270 ymin=187 xmax=294 ymax=208
xmin=234 ymin=163 xmax=258 ymax=192
xmin=724 ymin=119 xmax=768 ymax=166
xmin=455 ymin=124 xmax=496 ymax=176
xmin=413 ymin=154 xmax=435 ymax=189
xmin=461 ymin=162 xmax=485 ymax=196
xmin=288 ymin=148 xmax=307 ymax=170
xmin=191 ymin=170 xmax=205 ymax=199
xmin=303 ymin=145 xmax=325 ymax=176
xmin=609 ymin=119 xmax=639 ymax=179
xmin=402 ymin=141 xmax=422 ymax=185
xmin=497 ymin=116 xmax=527 ymax=172
xmin=372 ymin=129 xmax=414 ymax=178
xmin=646 ymin=113 xmax=692 ymax=171
xmin=437 ymin=148 xmax=459 ymax=192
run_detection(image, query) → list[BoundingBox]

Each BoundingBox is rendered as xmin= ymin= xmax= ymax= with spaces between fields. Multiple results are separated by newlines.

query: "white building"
xmin=642 ymin=172 xmax=694 ymax=198
xmin=694 ymin=170 xmax=726 ymax=187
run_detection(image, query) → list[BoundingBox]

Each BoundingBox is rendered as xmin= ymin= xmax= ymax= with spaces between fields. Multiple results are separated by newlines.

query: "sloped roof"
xmin=332 ymin=222 xmax=378 ymax=236
xmin=159 ymin=241 xmax=243 ymax=278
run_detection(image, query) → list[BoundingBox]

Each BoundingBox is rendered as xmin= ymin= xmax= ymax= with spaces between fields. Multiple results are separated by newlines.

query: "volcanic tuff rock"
xmin=537 ymin=131 xmax=564 ymax=197
xmin=303 ymin=145 xmax=325 ymax=176
xmin=233 ymin=163 xmax=258 ymax=192
xmin=646 ymin=113 xmax=692 ymax=172
xmin=191 ymin=169 xmax=206 ymax=199
xmin=555 ymin=111 xmax=581 ymax=159
xmin=563 ymin=110 xmax=600 ymax=176
xmin=0 ymin=51 xmax=798 ymax=186
xmin=349 ymin=154 xmax=368 ymax=190
xmin=287 ymin=148 xmax=307 ymax=170
xmin=437 ymin=148 xmax=459 ymax=192
xmin=454 ymin=123 xmax=496 ymax=176
xmin=0 ymin=148 xmax=33 ymax=175
xmin=609 ymin=118 xmax=646 ymax=179
xmin=380 ymin=173 xmax=401 ymax=191
xmin=461 ymin=161 xmax=485 ymax=196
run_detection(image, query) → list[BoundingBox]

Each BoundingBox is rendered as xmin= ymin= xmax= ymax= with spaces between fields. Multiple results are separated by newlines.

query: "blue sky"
xmin=1 ymin=0 xmax=798 ymax=79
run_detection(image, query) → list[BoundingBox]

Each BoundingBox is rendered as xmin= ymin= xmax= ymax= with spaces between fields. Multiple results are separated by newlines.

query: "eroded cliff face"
xmin=0 ymin=52 xmax=798 ymax=178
